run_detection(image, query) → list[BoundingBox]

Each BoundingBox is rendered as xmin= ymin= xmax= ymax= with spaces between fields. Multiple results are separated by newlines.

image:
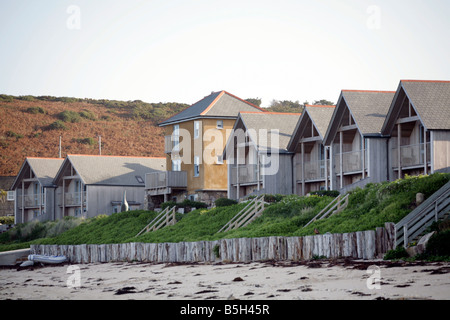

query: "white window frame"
xmin=194 ymin=121 xmax=200 ymax=139
xmin=173 ymin=124 xmax=180 ymax=151
xmin=216 ymin=120 xmax=223 ymax=129
xmin=194 ymin=156 xmax=200 ymax=177
xmin=7 ymin=191 xmax=14 ymax=201
xmin=216 ymin=154 xmax=224 ymax=165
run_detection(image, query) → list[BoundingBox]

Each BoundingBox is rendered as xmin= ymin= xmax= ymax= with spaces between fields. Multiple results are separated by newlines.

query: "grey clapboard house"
xmin=53 ymin=155 xmax=165 ymax=219
xmin=11 ymin=157 xmax=64 ymax=224
xmin=224 ymin=112 xmax=301 ymax=199
xmin=381 ymin=80 xmax=450 ymax=178
xmin=323 ymin=90 xmax=396 ymax=193
xmin=287 ymin=105 xmax=336 ymax=196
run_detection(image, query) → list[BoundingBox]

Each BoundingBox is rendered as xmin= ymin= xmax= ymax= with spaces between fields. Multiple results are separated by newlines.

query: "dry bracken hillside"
xmin=0 ymin=96 xmax=187 ymax=176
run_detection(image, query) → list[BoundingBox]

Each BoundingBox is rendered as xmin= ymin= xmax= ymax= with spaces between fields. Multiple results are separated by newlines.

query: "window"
xmin=135 ymin=175 xmax=144 ymax=184
xmin=216 ymin=120 xmax=223 ymax=129
xmin=194 ymin=156 xmax=200 ymax=177
xmin=172 ymin=159 xmax=181 ymax=172
xmin=7 ymin=191 xmax=14 ymax=201
xmin=216 ymin=154 xmax=224 ymax=165
xmin=173 ymin=125 xmax=180 ymax=151
xmin=189 ymin=194 xmax=198 ymax=201
xmin=194 ymin=121 xmax=200 ymax=139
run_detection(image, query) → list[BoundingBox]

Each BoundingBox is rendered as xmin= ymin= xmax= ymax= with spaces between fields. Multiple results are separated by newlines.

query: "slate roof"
xmin=383 ymin=80 xmax=450 ymax=132
xmin=236 ymin=112 xmax=301 ymax=153
xmin=287 ymin=105 xmax=335 ymax=152
xmin=324 ymin=90 xmax=395 ymax=145
xmin=11 ymin=158 xmax=64 ymax=189
xmin=55 ymin=155 xmax=166 ymax=186
xmin=159 ymin=91 xmax=265 ymax=126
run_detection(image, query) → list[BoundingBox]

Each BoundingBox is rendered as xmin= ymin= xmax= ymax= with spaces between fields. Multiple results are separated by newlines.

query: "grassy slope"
xmin=1 ymin=173 xmax=449 ymax=252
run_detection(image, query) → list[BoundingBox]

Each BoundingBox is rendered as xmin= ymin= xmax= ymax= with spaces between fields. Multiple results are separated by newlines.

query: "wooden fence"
xmin=30 ymin=223 xmax=395 ymax=264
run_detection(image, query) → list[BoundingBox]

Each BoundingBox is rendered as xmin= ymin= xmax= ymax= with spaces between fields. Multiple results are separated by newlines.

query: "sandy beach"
xmin=0 ymin=259 xmax=449 ymax=300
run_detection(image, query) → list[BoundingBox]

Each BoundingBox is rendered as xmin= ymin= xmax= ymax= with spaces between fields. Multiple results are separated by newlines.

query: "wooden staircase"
xmin=135 ymin=206 xmax=177 ymax=237
xmin=303 ymin=193 xmax=349 ymax=228
xmin=395 ymin=180 xmax=450 ymax=248
xmin=217 ymin=195 xmax=265 ymax=233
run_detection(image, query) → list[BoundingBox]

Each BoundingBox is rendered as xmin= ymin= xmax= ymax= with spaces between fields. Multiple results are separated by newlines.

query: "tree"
xmin=265 ymin=100 xmax=305 ymax=113
xmin=245 ymin=98 xmax=262 ymax=107
xmin=313 ymin=99 xmax=334 ymax=106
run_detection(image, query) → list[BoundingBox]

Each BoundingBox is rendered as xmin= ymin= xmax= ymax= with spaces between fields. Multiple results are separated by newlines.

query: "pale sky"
xmin=0 ymin=0 xmax=449 ymax=107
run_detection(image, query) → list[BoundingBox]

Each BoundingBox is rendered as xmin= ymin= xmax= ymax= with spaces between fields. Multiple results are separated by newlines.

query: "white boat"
xmin=28 ymin=254 xmax=67 ymax=264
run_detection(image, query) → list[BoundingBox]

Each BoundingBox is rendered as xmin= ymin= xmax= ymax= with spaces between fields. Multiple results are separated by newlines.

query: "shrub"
xmin=160 ymin=199 xmax=208 ymax=211
xmin=384 ymin=246 xmax=409 ymax=260
xmin=18 ymin=95 xmax=36 ymax=101
xmin=424 ymin=230 xmax=450 ymax=257
xmin=215 ymin=198 xmax=238 ymax=207
xmin=309 ymin=190 xmax=340 ymax=198
xmin=26 ymin=106 xmax=46 ymax=114
xmin=58 ymin=110 xmax=80 ymax=123
xmin=262 ymin=194 xmax=285 ymax=203
xmin=72 ymin=137 xmax=96 ymax=145
xmin=46 ymin=120 xmax=68 ymax=131
xmin=0 ymin=216 xmax=14 ymax=225
xmin=79 ymin=110 xmax=97 ymax=121
xmin=5 ymin=131 xmax=23 ymax=139
xmin=0 ymin=94 xmax=14 ymax=102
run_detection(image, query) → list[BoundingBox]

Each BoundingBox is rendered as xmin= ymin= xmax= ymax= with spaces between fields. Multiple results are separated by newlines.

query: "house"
xmin=10 ymin=157 xmax=64 ymax=224
xmin=323 ymin=90 xmax=396 ymax=193
xmin=224 ymin=112 xmax=301 ymax=200
xmin=0 ymin=176 xmax=15 ymax=218
xmin=381 ymin=80 xmax=450 ymax=178
xmin=287 ymin=105 xmax=336 ymax=195
xmin=146 ymin=91 xmax=265 ymax=207
xmin=53 ymin=154 xmax=165 ymax=218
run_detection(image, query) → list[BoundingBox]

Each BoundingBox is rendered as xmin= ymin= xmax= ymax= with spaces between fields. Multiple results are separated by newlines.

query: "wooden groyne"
xmin=30 ymin=223 xmax=395 ymax=264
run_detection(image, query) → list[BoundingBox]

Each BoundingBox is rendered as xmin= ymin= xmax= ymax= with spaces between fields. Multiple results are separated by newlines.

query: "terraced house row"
xmin=9 ymin=79 xmax=450 ymax=223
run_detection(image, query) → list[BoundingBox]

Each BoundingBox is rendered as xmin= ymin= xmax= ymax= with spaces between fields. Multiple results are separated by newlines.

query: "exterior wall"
xmin=202 ymin=118 xmax=234 ymax=191
xmin=164 ymin=118 xmax=235 ymax=200
xmin=433 ymin=130 xmax=450 ymax=172
xmin=86 ymin=185 xmax=146 ymax=217
xmin=0 ymin=176 xmax=14 ymax=217
xmin=263 ymin=154 xmax=293 ymax=196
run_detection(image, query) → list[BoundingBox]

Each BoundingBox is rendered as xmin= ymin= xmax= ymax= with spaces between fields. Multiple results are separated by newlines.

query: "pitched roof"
xmin=236 ymin=112 xmax=301 ymax=153
xmin=11 ymin=158 xmax=64 ymax=189
xmin=287 ymin=105 xmax=335 ymax=152
xmin=382 ymin=80 xmax=450 ymax=133
xmin=159 ymin=91 xmax=265 ymax=126
xmin=324 ymin=90 xmax=395 ymax=145
xmin=54 ymin=155 xmax=166 ymax=186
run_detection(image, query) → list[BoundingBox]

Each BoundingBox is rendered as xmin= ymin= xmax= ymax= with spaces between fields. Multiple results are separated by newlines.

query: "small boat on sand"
xmin=28 ymin=254 xmax=67 ymax=264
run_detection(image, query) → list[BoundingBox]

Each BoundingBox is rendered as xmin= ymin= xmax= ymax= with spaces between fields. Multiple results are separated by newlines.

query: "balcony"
xmin=145 ymin=171 xmax=187 ymax=195
xmin=296 ymin=159 xmax=330 ymax=181
xmin=335 ymin=149 xmax=367 ymax=175
xmin=17 ymin=194 xmax=44 ymax=208
xmin=392 ymin=142 xmax=430 ymax=169
xmin=230 ymin=164 xmax=261 ymax=185
xmin=57 ymin=192 xmax=87 ymax=207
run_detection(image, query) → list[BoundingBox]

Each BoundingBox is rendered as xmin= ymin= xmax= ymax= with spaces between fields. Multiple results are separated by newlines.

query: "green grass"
xmin=0 ymin=173 xmax=448 ymax=252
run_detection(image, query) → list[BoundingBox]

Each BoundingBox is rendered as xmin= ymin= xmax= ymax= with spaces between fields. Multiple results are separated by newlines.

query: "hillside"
xmin=0 ymin=95 xmax=189 ymax=176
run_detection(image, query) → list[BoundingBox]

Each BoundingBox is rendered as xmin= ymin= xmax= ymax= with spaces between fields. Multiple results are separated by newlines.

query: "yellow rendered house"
xmin=145 ymin=91 xmax=265 ymax=208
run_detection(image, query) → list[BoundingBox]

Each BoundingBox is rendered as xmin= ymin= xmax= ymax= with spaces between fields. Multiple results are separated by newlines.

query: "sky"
xmin=0 ymin=0 xmax=449 ymax=107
